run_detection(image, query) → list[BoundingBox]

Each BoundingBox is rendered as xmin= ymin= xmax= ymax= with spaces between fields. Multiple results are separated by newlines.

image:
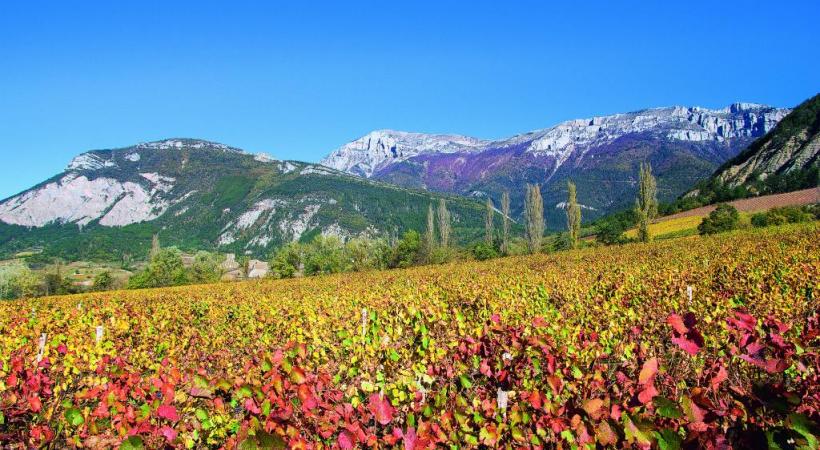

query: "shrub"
xmin=390 ymin=230 xmax=421 ymax=268
xmin=270 ymin=242 xmax=305 ymax=279
xmin=0 ymin=263 xmax=41 ymax=299
xmin=470 ymin=241 xmax=498 ymax=261
xmin=127 ymin=247 xmax=189 ymax=289
xmin=596 ymin=221 xmax=627 ymax=245
xmin=751 ymin=205 xmax=816 ymax=228
xmin=92 ymin=271 xmax=114 ymax=291
xmin=698 ymin=203 xmax=740 ymax=235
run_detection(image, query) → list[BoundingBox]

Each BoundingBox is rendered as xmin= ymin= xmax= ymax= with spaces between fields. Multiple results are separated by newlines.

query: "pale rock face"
xmin=498 ymin=105 xmax=789 ymax=162
xmin=254 ymin=153 xmax=275 ymax=163
xmin=125 ymin=153 xmax=141 ymax=162
xmin=98 ymin=182 xmax=167 ymax=226
xmin=135 ymin=139 xmax=242 ymax=153
xmin=322 ymin=104 xmax=790 ymax=177
xmin=299 ymin=165 xmax=335 ymax=176
xmin=139 ymin=173 xmax=175 ymax=193
xmin=554 ymin=201 xmax=596 ymax=211
xmin=66 ymin=153 xmax=117 ymax=171
xmin=321 ymin=130 xmax=488 ymax=177
xmin=0 ymin=175 xmax=167 ymax=227
xmin=279 ymin=204 xmax=320 ymax=241
xmin=280 ymin=162 xmax=296 ymax=174
xmin=0 ymin=175 xmax=124 ymax=226
xmin=234 ymin=199 xmax=285 ymax=231
xmin=321 ymin=223 xmax=349 ymax=240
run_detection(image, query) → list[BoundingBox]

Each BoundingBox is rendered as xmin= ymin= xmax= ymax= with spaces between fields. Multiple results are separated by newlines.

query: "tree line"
xmin=0 ymin=162 xmax=704 ymax=297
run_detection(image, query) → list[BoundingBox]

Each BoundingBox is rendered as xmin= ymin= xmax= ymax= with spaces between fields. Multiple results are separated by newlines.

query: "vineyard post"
xmin=360 ymin=308 xmax=368 ymax=356
xmin=496 ymin=387 xmax=508 ymax=420
xmin=36 ymin=333 xmax=46 ymax=362
xmin=687 ymin=285 xmax=693 ymax=306
xmin=95 ymin=325 xmax=104 ymax=344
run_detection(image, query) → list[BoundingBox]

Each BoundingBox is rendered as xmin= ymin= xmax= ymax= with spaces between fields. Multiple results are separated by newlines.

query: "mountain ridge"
xmin=0 ymin=139 xmax=489 ymax=260
xmin=322 ymin=102 xmax=790 ymax=225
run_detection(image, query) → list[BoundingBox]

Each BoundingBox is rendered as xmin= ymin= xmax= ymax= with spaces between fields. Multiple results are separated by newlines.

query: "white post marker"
xmin=95 ymin=325 xmax=104 ymax=343
xmin=361 ymin=308 xmax=368 ymax=339
xmin=497 ymin=387 xmax=509 ymax=420
xmin=36 ymin=333 xmax=47 ymax=362
xmin=687 ymin=285 xmax=693 ymax=305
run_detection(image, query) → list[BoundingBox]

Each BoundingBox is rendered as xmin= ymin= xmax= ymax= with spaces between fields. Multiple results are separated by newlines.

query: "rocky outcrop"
xmin=714 ymin=94 xmax=819 ymax=187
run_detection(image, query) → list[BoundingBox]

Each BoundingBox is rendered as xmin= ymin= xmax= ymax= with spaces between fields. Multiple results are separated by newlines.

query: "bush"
xmin=390 ymin=230 xmax=421 ymax=269
xmin=93 ymin=271 xmax=114 ymax=291
xmin=127 ymin=247 xmax=189 ymax=289
xmin=303 ymin=236 xmax=346 ymax=276
xmin=698 ymin=204 xmax=740 ymax=235
xmin=470 ymin=242 xmax=499 ymax=261
xmin=189 ymin=251 xmax=223 ymax=284
xmin=0 ymin=264 xmax=41 ymax=300
xmin=596 ymin=221 xmax=627 ymax=245
xmin=270 ymin=242 xmax=305 ymax=279
xmin=751 ymin=205 xmax=816 ymax=228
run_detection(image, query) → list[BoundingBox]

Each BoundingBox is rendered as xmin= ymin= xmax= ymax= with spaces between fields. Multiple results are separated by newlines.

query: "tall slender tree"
xmin=425 ymin=203 xmax=436 ymax=260
xmin=635 ymin=162 xmax=658 ymax=243
xmin=485 ymin=198 xmax=494 ymax=245
xmin=566 ymin=181 xmax=581 ymax=249
xmin=524 ymin=184 xmax=544 ymax=254
xmin=501 ymin=191 xmax=511 ymax=255
xmin=150 ymin=233 xmax=161 ymax=258
xmin=437 ymin=199 xmax=451 ymax=248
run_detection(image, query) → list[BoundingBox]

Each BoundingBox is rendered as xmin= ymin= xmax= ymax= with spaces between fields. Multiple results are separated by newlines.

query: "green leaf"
xmin=195 ymin=408 xmax=208 ymax=422
xmin=788 ymin=414 xmax=819 ymax=450
xmin=239 ymin=432 xmax=286 ymax=450
xmin=654 ymin=429 xmax=682 ymax=450
xmin=64 ymin=407 xmax=84 ymax=427
xmin=0 ymin=411 xmax=4 ymax=425
xmin=459 ymin=375 xmax=473 ymax=389
xmin=623 ymin=414 xmax=654 ymax=446
xmin=653 ymin=397 xmax=683 ymax=419
xmin=120 ymin=436 xmax=144 ymax=450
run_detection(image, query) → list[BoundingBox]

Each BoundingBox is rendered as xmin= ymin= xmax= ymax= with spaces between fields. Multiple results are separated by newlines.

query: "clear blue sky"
xmin=1 ymin=1 xmax=818 ymax=199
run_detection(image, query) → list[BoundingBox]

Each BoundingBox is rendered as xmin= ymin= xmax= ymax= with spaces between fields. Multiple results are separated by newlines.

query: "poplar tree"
xmin=437 ymin=199 xmax=451 ymax=248
xmin=501 ymin=191 xmax=511 ymax=254
xmin=150 ymin=233 xmax=161 ymax=258
xmin=425 ymin=204 xmax=436 ymax=260
xmin=524 ymin=184 xmax=544 ymax=254
xmin=566 ymin=181 xmax=581 ymax=249
xmin=485 ymin=198 xmax=494 ymax=245
xmin=635 ymin=162 xmax=658 ymax=243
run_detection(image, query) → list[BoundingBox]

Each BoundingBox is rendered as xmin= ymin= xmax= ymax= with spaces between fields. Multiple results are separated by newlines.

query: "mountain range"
xmin=0 ymin=139 xmax=488 ymax=261
xmin=322 ymin=103 xmax=789 ymax=226
xmin=2 ymin=99 xmax=811 ymax=261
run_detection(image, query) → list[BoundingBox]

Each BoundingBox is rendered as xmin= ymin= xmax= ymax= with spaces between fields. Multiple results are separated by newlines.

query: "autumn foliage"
xmin=1 ymin=224 xmax=818 ymax=448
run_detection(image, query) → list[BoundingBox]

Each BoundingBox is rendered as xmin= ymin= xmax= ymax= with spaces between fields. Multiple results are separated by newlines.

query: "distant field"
xmin=1 ymin=223 xmax=818 ymax=448
xmin=620 ymin=188 xmax=819 ymax=239
xmin=624 ymin=214 xmax=704 ymax=239
xmin=661 ymin=187 xmax=818 ymax=221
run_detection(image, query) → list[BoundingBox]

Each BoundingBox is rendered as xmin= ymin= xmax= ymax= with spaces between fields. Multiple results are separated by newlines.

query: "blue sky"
xmin=1 ymin=1 xmax=818 ymax=199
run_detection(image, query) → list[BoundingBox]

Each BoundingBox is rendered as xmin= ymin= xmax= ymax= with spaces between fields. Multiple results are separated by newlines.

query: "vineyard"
xmin=1 ymin=223 xmax=818 ymax=449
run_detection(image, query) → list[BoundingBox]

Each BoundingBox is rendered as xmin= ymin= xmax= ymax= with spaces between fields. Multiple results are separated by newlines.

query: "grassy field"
xmin=1 ymin=223 xmax=818 ymax=448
